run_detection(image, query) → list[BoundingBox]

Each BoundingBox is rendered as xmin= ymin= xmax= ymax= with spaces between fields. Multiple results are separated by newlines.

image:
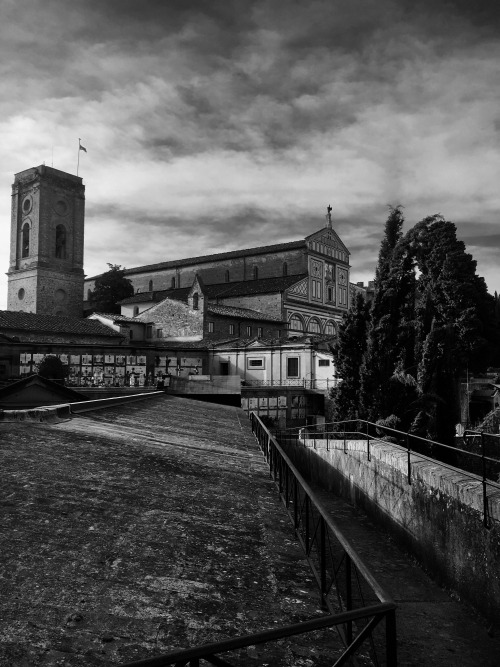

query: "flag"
xmin=79 ymin=143 xmax=87 ymax=153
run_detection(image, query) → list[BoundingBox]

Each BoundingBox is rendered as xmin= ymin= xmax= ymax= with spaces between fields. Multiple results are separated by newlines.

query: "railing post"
xmin=305 ymin=495 xmax=310 ymax=555
xmin=326 ymin=430 xmax=329 ymax=452
xmin=293 ymin=477 xmax=299 ymax=528
xmin=366 ymin=421 xmax=371 ymax=462
xmin=343 ymin=422 xmax=347 ymax=454
xmin=386 ymin=608 xmax=397 ymax=667
xmin=406 ymin=433 xmax=412 ymax=485
xmin=320 ymin=518 xmax=328 ymax=610
xmin=345 ymin=555 xmax=353 ymax=644
xmin=481 ymin=432 xmax=490 ymax=529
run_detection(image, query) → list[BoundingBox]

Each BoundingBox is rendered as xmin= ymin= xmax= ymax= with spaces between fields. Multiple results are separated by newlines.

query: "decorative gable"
xmin=305 ymin=228 xmax=350 ymax=263
xmin=287 ymin=277 xmax=308 ymax=299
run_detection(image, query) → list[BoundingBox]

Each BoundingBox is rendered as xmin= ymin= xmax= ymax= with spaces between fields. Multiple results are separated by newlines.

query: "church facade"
xmin=7 ymin=165 xmax=85 ymax=318
xmin=85 ymin=214 xmax=351 ymax=337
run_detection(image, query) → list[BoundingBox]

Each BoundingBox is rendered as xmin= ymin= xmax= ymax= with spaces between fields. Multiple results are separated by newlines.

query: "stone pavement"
xmin=2 ymin=394 xmax=499 ymax=666
xmin=0 ymin=395 xmax=349 ymax=666
xmin=310 ymin=486 xmax=500 ymax=666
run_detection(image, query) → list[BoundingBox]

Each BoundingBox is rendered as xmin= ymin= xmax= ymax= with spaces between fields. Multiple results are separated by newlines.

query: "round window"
xmin=22 ymin=197 xmax=32 ymax=214
xmin=18 ymin=288 xmax=25 ymax=300
xmin=54 ymin=200 xmax=68 ymax=215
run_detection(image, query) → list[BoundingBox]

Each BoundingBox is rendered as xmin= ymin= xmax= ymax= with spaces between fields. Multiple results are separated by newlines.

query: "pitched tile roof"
xmin=208 ymin=274 xmax=308 ymax=298
xmin=89 ymin=312 xmax=142 ymax=324
xmin=207 ymin=304 xmax=284 ymax=322
xmin=119 ymin=287 xmax=191 ymax=306
xmin=119 ymin=274 xmax=307 ymax=306
xmin=0 ymin=310 xmax=121 ymax=338
xmin=89 ymin=240 xmax=306 ymax=280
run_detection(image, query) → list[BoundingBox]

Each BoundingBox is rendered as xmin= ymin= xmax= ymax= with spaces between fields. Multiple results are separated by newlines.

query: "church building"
xmin=85 ymin=208 xmax=351 ymax=337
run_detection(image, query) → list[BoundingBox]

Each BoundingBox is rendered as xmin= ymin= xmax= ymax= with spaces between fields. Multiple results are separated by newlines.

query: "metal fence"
xmin=250 ymin=413 xmax=397 ymax=666
xmin=277 ymin=419 xmax=500 ymax=530
xmin=243 ymin=379 xmax=336 ymax=390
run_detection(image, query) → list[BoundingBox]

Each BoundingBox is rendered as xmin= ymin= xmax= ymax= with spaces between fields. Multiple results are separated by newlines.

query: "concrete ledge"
xmin=0 ymin=404 xmax=71 ymax=423
xmin=291 ymin=436 xmax=500 ymax=628
xmin=0 ymin=392 xmax=163 ymax=421
xmin=69 ymin=391 xmax=163 ymax=413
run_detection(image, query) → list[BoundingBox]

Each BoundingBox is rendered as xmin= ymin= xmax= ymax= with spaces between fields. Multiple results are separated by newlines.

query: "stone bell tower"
xmin=7 ymin=165 xmax=85 ymax=317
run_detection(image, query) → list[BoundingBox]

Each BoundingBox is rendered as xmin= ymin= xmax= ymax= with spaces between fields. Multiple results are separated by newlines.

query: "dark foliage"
xmin=37 ymin=355 xmax=66 ymax=381
xmin=88 ymin=264 xmax=134 ymax=314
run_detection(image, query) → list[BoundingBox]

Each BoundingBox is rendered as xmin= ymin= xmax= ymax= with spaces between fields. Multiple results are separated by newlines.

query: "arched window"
xmin=148 ymin=279 xmax=153 ymax=291
xmin=55 ymin=224 xmax=67 ymax=259
xmin=225 ymin=270 xmax=230 ymax=283
xmin=192 ymin=292 xmax=199 ymax=310
xmin=253 ymin=266 xmax=258 ymax=280
xmin=289 ymin=314 xmax=304 ymax=332
xmin=283 ymin=262 xmax=288 ymax=277
xmin=87 ymin=289 xmax=92 ymax=301
xmin=21 ymin=223 xmax=30 ymax=258
xmin=133 ymin=306 xmax=139 ymax=316
xmin=308 ymin=318 xmax=321 ymax=334
xmin=324 ymin=320 xmax=337 ymax=336
xmin=171 ymin=276 xmax=176 ymax=289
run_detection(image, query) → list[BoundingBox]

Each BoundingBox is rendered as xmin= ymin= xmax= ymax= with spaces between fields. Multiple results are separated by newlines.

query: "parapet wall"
xmin=284 ymin=437 xmax=500 ymax=629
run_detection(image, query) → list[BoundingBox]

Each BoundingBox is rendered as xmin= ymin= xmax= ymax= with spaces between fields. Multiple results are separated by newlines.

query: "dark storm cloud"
xmin=1 ymin=0 xmax=500 ymax=306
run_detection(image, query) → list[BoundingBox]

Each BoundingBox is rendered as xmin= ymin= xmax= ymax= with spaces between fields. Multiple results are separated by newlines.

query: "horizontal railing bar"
xmin=297 ymin=431 xmax=500 ymax=489
xmin=120 ymin=604 xmax=396 ymax=667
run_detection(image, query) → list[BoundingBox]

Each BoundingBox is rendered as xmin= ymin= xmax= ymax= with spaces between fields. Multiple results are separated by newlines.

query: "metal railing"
xmin=250 ymin=413 xmax=397 ymax=666
xmin=277 ymin=420 xmax=500 ymax=530
xmin=120 ymin=414 xmax=397 ymax=667
xmin=243 ymin=378 xmax=336 ymax=390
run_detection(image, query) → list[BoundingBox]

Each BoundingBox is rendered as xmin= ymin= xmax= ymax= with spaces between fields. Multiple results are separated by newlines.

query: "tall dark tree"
xmin=359 ymin=206 xmax=417 ymax=426
xmin=406 ymin=216 xmax=492 ymax=443
xmin=88 ymin=264 xmax=134 ymax=314
xmin=330 ymin=292 xmax=370 ymax=421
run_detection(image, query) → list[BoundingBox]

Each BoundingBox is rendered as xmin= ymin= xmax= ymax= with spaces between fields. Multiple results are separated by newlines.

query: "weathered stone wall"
xmin=85 ymin=248 xmax=307 ymax=294
xmin=284 ymin=437 xmax=500 ymax=628
xmin=138 ymin=297 xmax=204 ymax=339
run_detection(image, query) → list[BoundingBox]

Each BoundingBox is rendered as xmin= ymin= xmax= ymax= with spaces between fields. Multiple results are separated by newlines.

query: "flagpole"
xmin=77 ymin=138 xmax=81 ymax=176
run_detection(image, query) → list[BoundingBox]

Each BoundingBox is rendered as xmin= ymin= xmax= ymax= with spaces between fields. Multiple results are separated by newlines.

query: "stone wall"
xmin=85 ymin=247 xmax=307 ymax=294
xmin=284 ymin=437 xmax=500 ymax=628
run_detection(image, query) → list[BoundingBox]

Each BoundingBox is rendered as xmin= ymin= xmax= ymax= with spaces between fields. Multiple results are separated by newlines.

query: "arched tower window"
xmin=21 ymin=223 xmax=30 ymax=258
xmin=225 ymin=270 xmax=230 ymax=283
xmin=171 ymin=276 xmax=176 ymax=289
xmin=192 ymin=292 xmax=199 ymax=310
xmin=55 ymin=224 xmax=67 ymax=259
xmin=253 ymin=265 xmax=258 ymax=280
xmin=149 ymin=279 xmax=153 ymax=291
xmin=283 ymin=262 xmax=288 ymax=277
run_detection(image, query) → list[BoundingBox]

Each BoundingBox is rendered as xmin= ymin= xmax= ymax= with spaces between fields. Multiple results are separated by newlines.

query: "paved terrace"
xmin=1 ymin=396 xmax=337 ymax=666
xmin=1 ymin=396 xmax=500 ymax=666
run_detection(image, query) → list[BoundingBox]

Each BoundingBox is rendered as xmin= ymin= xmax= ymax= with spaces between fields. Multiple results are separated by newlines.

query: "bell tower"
xmin=7 ymin=165 xmax=85 ymax=317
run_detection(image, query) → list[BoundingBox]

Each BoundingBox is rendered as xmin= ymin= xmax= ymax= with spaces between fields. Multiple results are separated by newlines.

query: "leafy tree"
xmin=88 ymin=264 xmax=134 ymax=314
xmin=37 ymin=355 xmax=66 ymax=381
xmin=330 ymin=292 xmax=370 ymax=421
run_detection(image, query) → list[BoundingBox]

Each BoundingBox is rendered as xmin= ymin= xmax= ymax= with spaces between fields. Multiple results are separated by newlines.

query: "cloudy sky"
xmin=1 ymin=0 xmax=500 ymax=309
